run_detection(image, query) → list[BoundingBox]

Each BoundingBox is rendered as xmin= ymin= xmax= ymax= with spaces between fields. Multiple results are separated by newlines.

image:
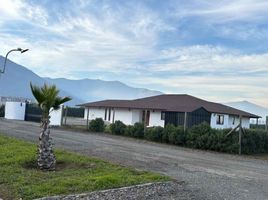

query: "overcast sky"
xmin=0 ymin=0 xmax=268 ymax=106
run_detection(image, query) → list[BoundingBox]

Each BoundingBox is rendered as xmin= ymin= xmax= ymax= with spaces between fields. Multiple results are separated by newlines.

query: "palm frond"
xmin=53 ymin=96 xmax=72 ymax=110
xmin=30 ymin=83 xmax=45 ymax=106
xmin=30 ymin=83 xmax=72 ymax=117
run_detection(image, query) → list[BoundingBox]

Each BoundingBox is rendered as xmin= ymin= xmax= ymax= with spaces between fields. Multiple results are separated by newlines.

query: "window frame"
xmin=161 ymin=112 xmax=165 ymax=120
xmin=216 ymin=114 xmax=224 ymax=125
xmin=104 ymin=108 xmax=107 ymax=120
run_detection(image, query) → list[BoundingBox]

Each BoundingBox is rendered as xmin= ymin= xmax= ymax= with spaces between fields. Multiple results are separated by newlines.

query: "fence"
xmin=25 ymin=103 xmax=42 ymax=122
xmin=0 ymin=105 xmax=5 ymax=117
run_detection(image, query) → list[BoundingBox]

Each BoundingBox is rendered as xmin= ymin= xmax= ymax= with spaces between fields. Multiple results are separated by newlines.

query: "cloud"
xmin=175 ymin=0 xmax=268 ymax=23
xmin=132 ymin=74 xmax=268 ymax=107
xmin=145 ymin=45 xmax=268 ymax=74
xmin=0 ymin=0 xmax=268 ymax=106
xmin=0 ymin=0 xmax=48 ymax=25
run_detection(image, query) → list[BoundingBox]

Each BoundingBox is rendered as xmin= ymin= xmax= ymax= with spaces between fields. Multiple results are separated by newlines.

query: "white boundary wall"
xmin=50 ymin=106 xmax=63 ymax=126
xmin=5 ymin=102 xmax=26 ymax=120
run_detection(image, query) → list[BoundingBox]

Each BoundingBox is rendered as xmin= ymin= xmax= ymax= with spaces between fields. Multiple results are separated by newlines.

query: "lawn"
xmin=0 ymin=134 xmax=169 ymax=200
xmin=250 ymin=154 xmax=268 ymax=161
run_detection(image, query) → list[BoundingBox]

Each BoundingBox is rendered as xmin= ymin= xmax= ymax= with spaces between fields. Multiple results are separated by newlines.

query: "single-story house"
xmin=79 ymin=94 xmax=260 ymax=129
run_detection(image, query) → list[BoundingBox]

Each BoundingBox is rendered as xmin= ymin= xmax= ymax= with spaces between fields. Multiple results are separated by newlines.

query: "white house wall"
xmin=5 ymin=102 xmax=26 ymax=120
xmin=114 ymin=108 xmax=133 ymax=125
xmin=211 ymin=113 xmax=250 ymax=129
xmin=149 ymin=111 xmax=164 ymax=127
xmin=84 ymin=108 xmax=251 ymax=129
xmin=84 ymin=109 xmax=88 ymax=120
xmin=86 ymin=108 xmax=106 ymax=120
xmin=227 ymin=115 xmax=250 ymax=129
xmin=241 ymin=118 xmax=250 ymax=128
xmin=210 ymin=113 xmax=229 ymax=129
xmin=132 ymin=109 xmax=142 ymax=124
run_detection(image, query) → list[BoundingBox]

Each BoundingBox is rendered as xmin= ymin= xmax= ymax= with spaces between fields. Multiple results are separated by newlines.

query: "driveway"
xmin=0 ymin=119 xmax=268 ymax=200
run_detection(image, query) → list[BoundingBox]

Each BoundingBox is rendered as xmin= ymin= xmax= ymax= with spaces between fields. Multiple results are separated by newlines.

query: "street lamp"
xmin=0 ymin=48 xmax=29 ymax=74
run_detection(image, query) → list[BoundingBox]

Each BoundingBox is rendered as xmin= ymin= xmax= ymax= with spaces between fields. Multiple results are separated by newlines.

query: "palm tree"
xmin=30 ymin=83 xmax=71 ymax=170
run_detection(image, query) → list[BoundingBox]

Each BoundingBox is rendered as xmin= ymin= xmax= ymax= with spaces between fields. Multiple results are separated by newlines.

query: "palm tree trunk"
xmin=37 ymin=117 xmax=56 ymax=170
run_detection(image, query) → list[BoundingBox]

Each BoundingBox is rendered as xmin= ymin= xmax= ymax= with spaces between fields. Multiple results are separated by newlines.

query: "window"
xmin=104 ymin=108 xmax=107 ymax=120
xmin=108 ymin=108 xmax=111 ymax=121
xmin=232 ymin=117 xmax=235 ymax=125
xmin=216 ymin=114 xmax=224 ymax=125
xmin=161 ymin=112 xmax=165 ymax=120
xmin=142 ymin=110 xmax=150 ymax=126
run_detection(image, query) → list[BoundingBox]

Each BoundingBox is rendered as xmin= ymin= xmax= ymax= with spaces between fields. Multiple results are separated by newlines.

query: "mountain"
xmin=0 ymin=56 xmax=162 ymax=106
xmin=225 ymin=101 xmax=268 ymax=124
xmin=44 ymin=78 xmax=162 ymax=103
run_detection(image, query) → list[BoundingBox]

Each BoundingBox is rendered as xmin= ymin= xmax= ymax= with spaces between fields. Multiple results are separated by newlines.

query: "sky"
xmin=0 ymin=0 xmax=268 ymax=106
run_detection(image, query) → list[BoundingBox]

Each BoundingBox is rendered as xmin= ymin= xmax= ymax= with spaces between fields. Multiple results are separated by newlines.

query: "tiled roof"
xmin=78 ymin=94 xmax=260 ymax=118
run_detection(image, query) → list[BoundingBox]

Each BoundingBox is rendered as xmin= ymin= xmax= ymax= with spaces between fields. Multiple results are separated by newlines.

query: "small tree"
xmin=30 ymin=83 xmax=71 ymax=170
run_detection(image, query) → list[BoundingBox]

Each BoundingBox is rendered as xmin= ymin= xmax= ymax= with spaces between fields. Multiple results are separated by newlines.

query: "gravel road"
xmin=1 ymin=119 xmax=268 ymax=200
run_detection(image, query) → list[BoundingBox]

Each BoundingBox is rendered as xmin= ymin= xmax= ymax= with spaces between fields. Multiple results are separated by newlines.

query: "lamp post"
xmin=0 ymin=48 xmax=29 ymax=74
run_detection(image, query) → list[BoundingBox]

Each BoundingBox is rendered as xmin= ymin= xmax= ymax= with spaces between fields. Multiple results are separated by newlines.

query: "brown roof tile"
xmin=78 ymin=94 xmax=260 ymax=118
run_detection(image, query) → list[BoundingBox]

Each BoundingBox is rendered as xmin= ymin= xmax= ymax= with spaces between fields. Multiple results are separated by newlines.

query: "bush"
xmin=110 ymin=120 xmax=126 ymax=135
xmin=186 ymin=122 xmax=212 ymax=149
xmin=89 ymin=118 xmax=268 ymax=155
xmin=104 ymin=124 xmax=111 ymax=134
xmin=144 ymin=126 xmax=164 ymax=142
xmin=125 ymin=125 xmax=135 ymax=137
xmin=161 ymin=124 xmax=172 ymax=143
xmin=242 ymin=129 xmax=268 ymax=154
xmin=88 ymin=118 xmax=105 ymax=132
xmin=132 ymin=123 xmax=145 ymax=138
xmin=167 ymin=125 xmax=186 ymax=145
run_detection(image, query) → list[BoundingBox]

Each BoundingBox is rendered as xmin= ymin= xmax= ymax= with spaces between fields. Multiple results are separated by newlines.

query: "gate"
xmin=25 ymin=103 xmax=42 ymax=122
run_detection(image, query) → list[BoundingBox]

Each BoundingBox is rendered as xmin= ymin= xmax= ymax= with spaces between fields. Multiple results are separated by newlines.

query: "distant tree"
xmin=30 ymin=83 xmax=71 ymax=170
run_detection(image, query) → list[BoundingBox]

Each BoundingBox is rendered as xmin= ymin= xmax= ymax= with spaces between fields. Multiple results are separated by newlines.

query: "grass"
xmin=0 ymin=134 xmax=169 ymax=200
xmin=250 ymin=154 xmax=268 ymax=161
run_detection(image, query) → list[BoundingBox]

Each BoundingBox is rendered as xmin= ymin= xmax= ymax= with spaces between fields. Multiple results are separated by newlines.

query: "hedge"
xmin=88 ymin=118 xmax=105 ymax=132
xmin=110 ymin=120 xmax=126 ymax=135
xmin=91 ymin=120 xmax=268 ymax=154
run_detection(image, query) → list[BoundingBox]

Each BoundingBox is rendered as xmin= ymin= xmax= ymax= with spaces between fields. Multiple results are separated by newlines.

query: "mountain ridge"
xmin=0 ymin=56 xmax=162 ymax=106
xmin=225 ymin=101 xmax=268 ymax=124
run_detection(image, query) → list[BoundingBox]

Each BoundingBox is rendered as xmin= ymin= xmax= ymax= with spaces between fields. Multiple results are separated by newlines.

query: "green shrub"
xmin=91 ymin=118 xmax=268 ymax=155
xmin=104 ymin=124 xmax=111 ymax=134
xmin=186 ymin=122 xmax=210 ymax=149
xmin=110 ymin=120 xmax=126 ymax=135
xmin=169 ymin=126 xmax=186 ymax=145
xmin=163 ymin=124 xmax=177 ymax=144
xmin=132 ymin=122 xmax=145 ymax=138
xmin=242 ymin=129 xmax=268 ymax=154
xmin=88 ymin=118 xmax=105 ymax=132
xmin=125 ymin=125 xmax=134 ymax=137
xmin=162 ymin=124 xmax=173 ymax=143
xmin=144 ymin=126 xmax=164 ymax=142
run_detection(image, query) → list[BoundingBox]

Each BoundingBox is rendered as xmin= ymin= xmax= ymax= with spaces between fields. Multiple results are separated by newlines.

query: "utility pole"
xmin=184 ymin=112 xmax=187 ymax=132
xmin=265 ymin=116 xmax=268 ymax=131
xmin=238 ymin=115 xmax=242 ymax=155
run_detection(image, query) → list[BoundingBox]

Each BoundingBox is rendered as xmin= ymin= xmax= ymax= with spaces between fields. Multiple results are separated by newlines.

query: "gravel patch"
xmin=35 ymin=181 xmax=201 ymax=200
